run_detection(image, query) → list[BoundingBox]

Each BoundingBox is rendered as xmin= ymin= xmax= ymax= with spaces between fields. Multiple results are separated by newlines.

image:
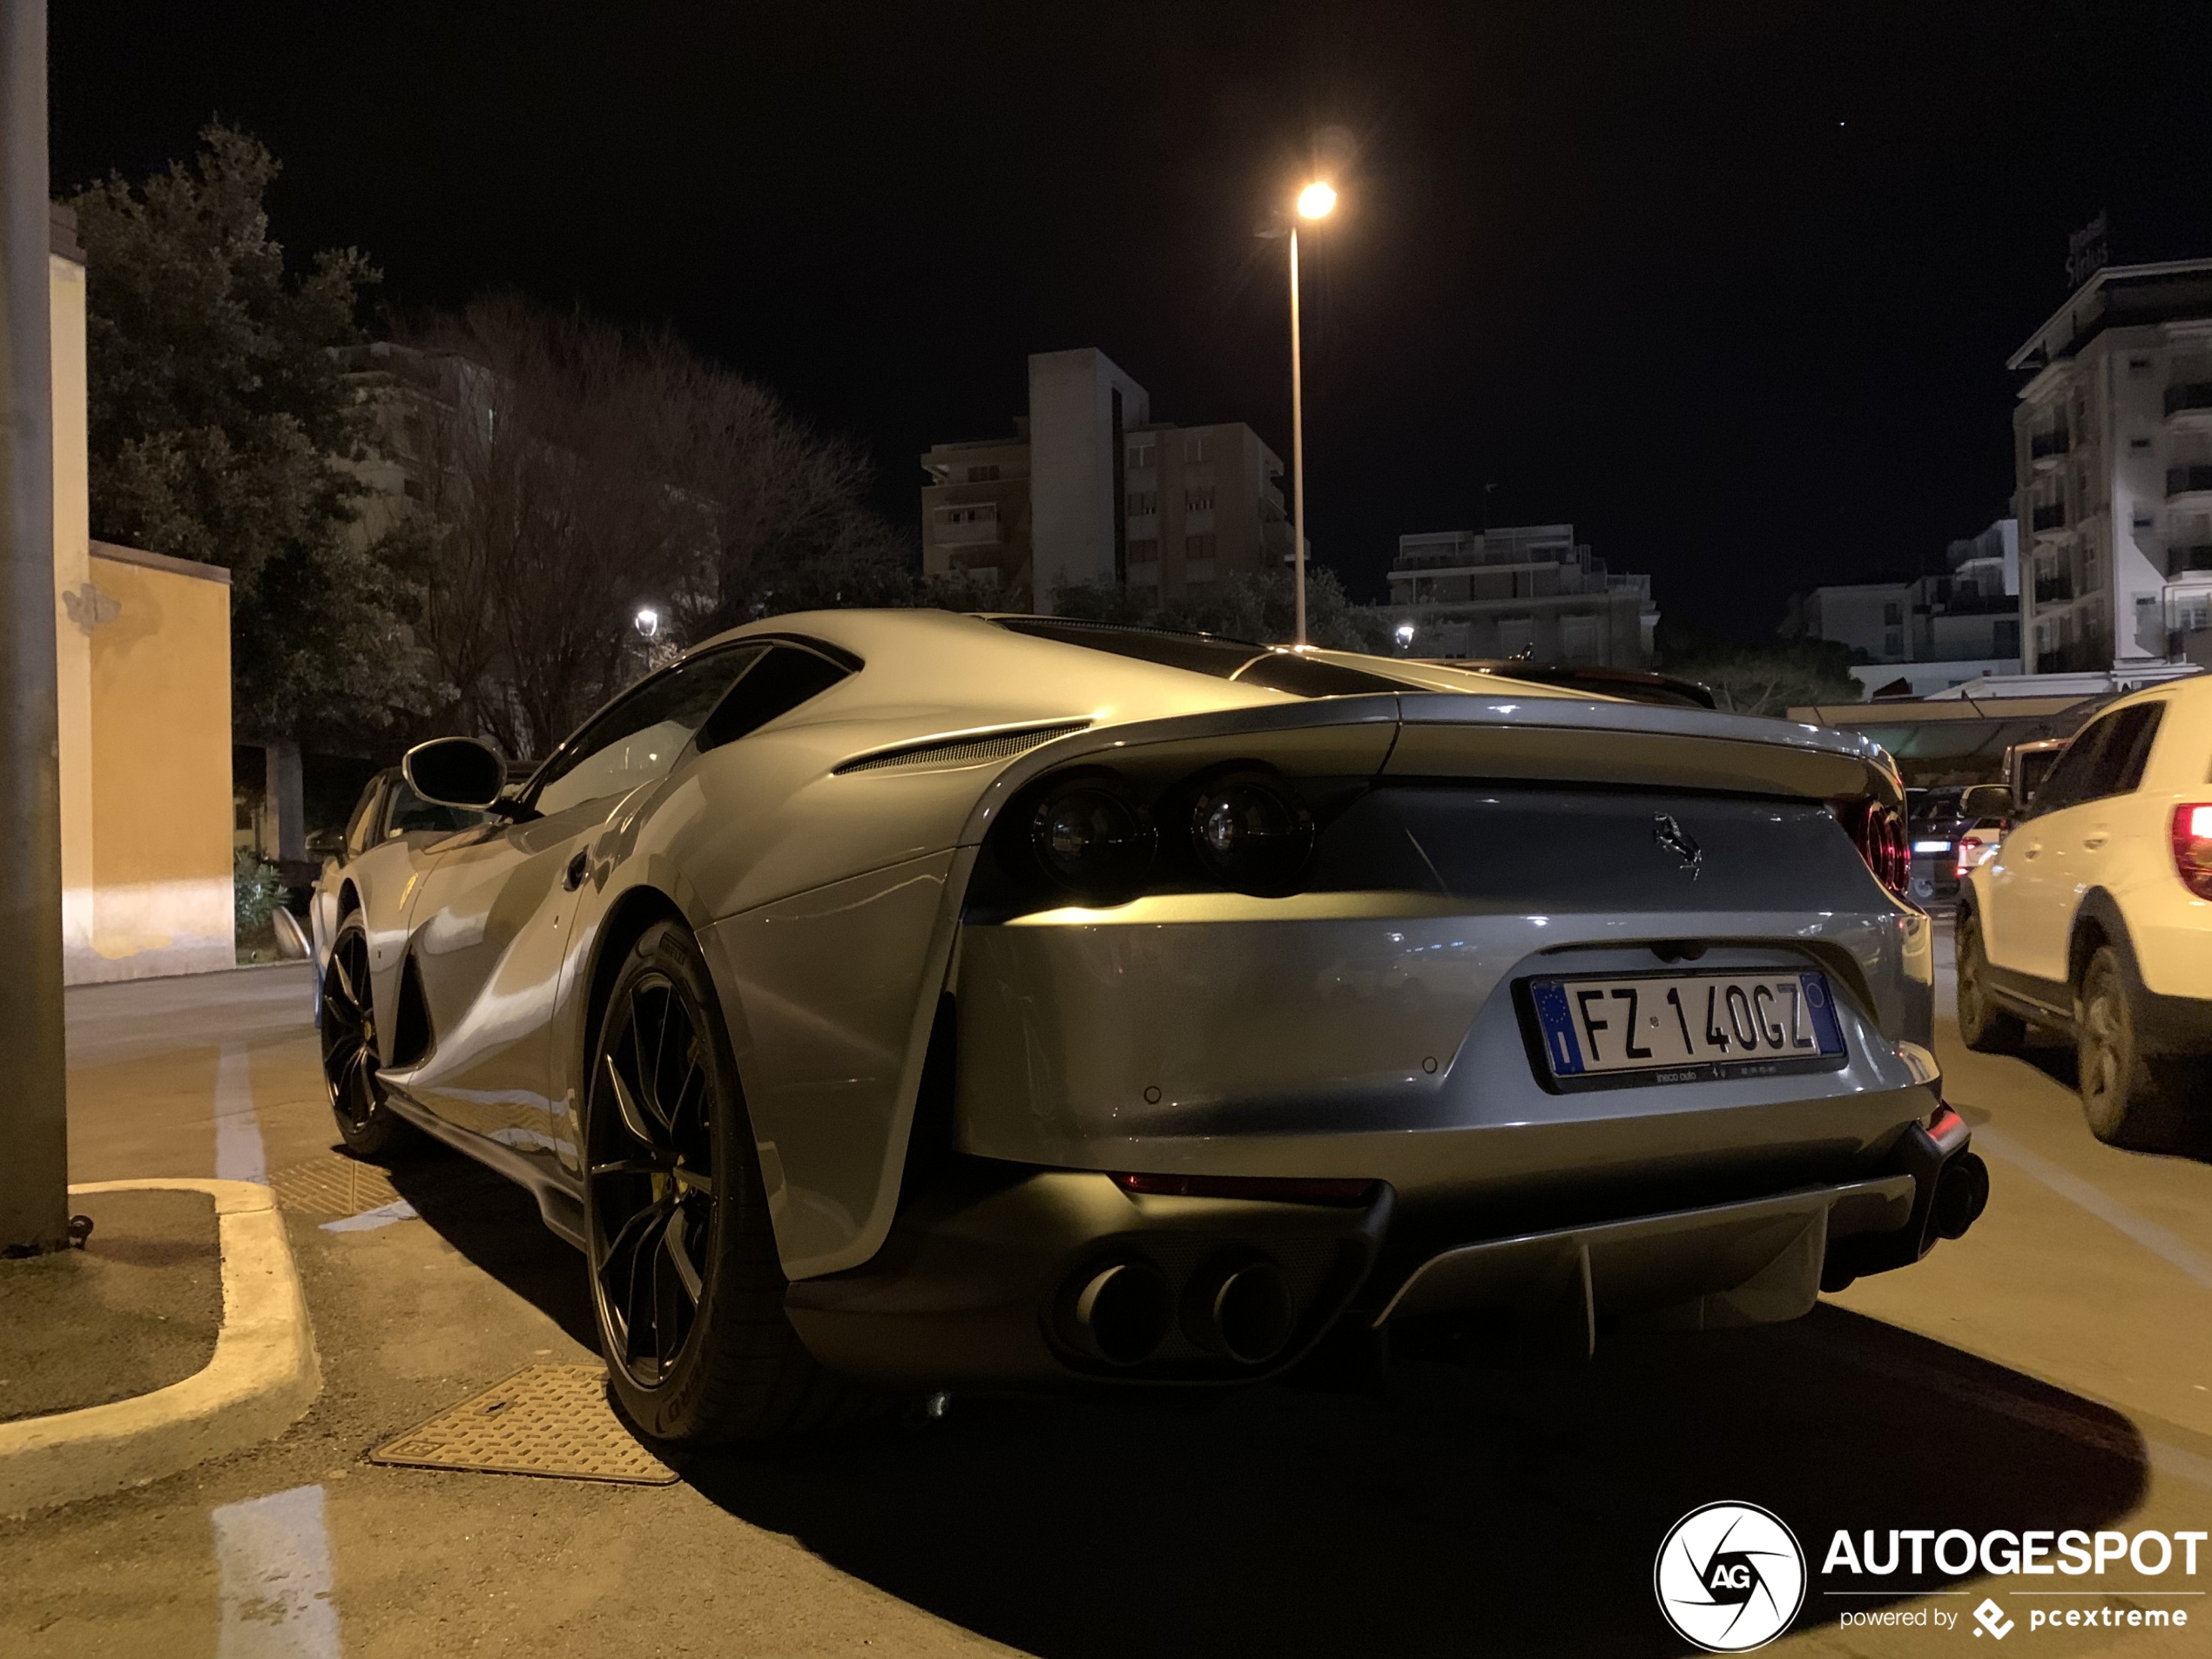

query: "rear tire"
xmin=320 ymin=912 xmax=426 ymax=1162
xmin=582 ymin=919 xmax=861 ymax=1443
xmin=2077 ymin=946 xmax=2183 ymax=1150
xmin=1956 ymin=909 xmax=2027 ymax=1055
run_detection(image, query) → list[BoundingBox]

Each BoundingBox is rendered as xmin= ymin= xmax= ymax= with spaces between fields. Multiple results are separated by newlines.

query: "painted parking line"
xmin=211 ymin=1483 xmax=341 ymax=1658
xmin=213 ymin=1046 xmax=266 ymax=1185
xmin=1973 ymin=1124 xmax=2212 ymax=1292
xmin=320 ymin=1200 xmax=418 ymax=1234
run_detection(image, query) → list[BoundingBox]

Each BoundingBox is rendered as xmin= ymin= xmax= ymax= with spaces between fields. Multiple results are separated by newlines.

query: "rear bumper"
xmin=783 ymin=1111 xmax=1985 ymax=1388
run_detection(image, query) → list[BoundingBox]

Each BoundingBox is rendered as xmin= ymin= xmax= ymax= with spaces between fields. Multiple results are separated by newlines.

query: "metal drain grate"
xmin=270 ymin=1154 xmax=403 ymax=1218
xmin=369 ymin=1365 xmax=678 ymax=1485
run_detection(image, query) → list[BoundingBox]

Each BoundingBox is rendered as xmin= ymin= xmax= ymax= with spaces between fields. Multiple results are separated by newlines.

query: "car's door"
xmin=1990 ymin=708 xmax=2156 ymax=987
xmin=394 ymin=644 xmax=767 ymax=1149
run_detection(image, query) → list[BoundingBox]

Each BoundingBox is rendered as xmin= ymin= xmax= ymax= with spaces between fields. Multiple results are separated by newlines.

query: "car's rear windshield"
xmin=1909 ymin=788 xmax=1968 ymax=831
xmin=990 ymin=617 xmax=1403 ymax=697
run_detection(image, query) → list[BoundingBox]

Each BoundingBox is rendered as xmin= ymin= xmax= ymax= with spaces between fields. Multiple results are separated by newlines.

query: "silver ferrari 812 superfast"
xmin=311 ymin=609 xmax=1987 ymax=1441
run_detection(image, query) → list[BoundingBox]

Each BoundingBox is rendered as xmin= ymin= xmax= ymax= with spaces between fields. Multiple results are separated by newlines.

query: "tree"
xmin=1662 ymin=635 xmax=1863 ymax=717
xmin=396 ymin=298 xmax=913 ymax=759
xmin=1052 ymin=563 xmax=1389 ymax=652
xmin=69 ymin=125 xmax=423 ymax=740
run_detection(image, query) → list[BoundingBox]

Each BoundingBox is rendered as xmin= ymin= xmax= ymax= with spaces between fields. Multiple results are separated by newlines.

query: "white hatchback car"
xmin=1957 ymin=677 xmax=2212 ymax=1145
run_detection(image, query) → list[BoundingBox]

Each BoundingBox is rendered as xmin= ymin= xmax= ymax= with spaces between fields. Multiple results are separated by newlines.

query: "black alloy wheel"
xmin=1955 ymin=909 xmax=2026 ymax=1055
xmin=586 ymin=959 xmax=720 ymax=1388
xmin=320 ymin=912 xmax=419 ymax=1160
xmin=582 ymin=921 xmax=854 ymax=1442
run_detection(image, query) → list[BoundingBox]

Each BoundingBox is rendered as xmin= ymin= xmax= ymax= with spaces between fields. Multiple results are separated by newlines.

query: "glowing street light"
xmin=1297 ymin=181 xmax=1338 ymax=220
xmin=633 ymin=605 xmax=660 ymax=640
xmin=1394 ymin=621 xmax=1416 ymax=651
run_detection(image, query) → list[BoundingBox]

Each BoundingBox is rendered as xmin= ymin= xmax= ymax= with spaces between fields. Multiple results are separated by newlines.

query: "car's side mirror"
xmin=402 ymin=736 xmax=507 ymax=810
xmin=1959 ymin=784 xmax=2013 ymax=820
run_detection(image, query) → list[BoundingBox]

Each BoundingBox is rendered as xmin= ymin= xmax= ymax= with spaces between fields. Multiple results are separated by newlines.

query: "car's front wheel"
xmin=1956 ymin=909 xmax=2027 ymax=1055
xmin=582 ymin=919 xmax=855 ymax=1443
xmin=2077 ymin=946 xmax=2183 ymax=1150
xmin=320 ymin=911 xmax=423 ymax=1161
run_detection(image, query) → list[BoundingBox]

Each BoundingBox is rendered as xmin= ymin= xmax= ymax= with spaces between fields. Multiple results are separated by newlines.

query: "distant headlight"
xmin=1028 ymin=773 xmax=1155 ymax=903
xmin=1189 ymin=771 xmax=1314 ymax=896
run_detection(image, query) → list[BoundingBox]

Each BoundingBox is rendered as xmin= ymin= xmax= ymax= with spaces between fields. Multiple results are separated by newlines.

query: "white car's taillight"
xmin=1955 ymin=833 xmax=1990 ymax=880
xmin=2173 ymin=804 xmax=2212 ymax=900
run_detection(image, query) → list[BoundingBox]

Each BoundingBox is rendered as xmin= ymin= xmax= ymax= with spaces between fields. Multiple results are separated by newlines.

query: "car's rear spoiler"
xmin=957 ymin=692 xmax=1902 ymax=847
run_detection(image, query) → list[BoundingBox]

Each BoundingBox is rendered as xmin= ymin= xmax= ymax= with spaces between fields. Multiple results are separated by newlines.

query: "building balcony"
xmin=2030 ymin=502 xmax=2068 ymax=535
xmin=931 ymin=503 xmax=1001 ymax=547
xmin=2165 ymin=382 xmax=2212 ymax=428
xmin=2030 ymin=428 xmax=2069 ymax=470
xmin=2169 ymin=543 xmax=2212 ymax=577
xmin=2033 ymin=574 xmax=2075 ymax=605
xmin=2167 ymin=464 xmax=2212 ymax=504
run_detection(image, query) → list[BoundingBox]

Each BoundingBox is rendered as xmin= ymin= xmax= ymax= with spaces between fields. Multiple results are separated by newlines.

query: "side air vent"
xmin=388 ymin=953 xmax=434 ymax=1069
xmin=836 ymin=721 xmax=1090 ymax=775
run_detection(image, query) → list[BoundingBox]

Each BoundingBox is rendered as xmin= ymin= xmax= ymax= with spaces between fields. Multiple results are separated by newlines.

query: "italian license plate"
xmin=1527 ymin=970 xmax=1846 ymax=1087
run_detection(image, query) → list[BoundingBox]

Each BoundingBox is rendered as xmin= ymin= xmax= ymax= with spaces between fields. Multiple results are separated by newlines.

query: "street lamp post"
xmin=1286 ymin=180 xmax=1335 ymax=648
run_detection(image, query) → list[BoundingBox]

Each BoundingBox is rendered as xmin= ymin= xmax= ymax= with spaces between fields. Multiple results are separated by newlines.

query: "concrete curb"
xmin=0 ymin=1178 xmax=321 ymax=1518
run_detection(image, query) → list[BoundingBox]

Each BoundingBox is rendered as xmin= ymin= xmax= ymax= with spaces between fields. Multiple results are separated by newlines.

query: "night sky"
xmin=49 ymin=3 xmax=2212 ymax=642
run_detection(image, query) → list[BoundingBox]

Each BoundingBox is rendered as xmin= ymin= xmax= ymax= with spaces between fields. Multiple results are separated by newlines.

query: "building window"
xmin=1127 ymin=537 xmax=1160 ymax=565
xmin=1884 ymin=630 xmax=1903 ymax=658
xmin=1128 ymin=440 xmax=1156 ymax=469
xmin=1185 ymin=532 xmax=1217 ymax=561
xmin=1882 ymin=601 xmax=1902 ymax=626
xmin=2129 ymin=437 xmax=2152 ymax=453
xmin=1126 ymin=491 xmax=1157 ymax=516
xmin=2129 ymin=357 xmax=2154 ymax=377
xmin=1185 ymin=489 xmax=1214 ymax=512
xmin=967 ymin=464 xmax=1000 ymax=482
xmin=1184 ymin=435 xmax=1210 ymax=463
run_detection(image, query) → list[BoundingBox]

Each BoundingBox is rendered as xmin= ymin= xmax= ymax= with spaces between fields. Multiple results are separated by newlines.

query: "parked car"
xmin=1951 ymin=784 xmax=2014 ymax=884
xmin=1905 ymin=786 xmax=1979 ymax=904
xmin=313 ymin=610 xmax=1986 ymax=1442
xmin=1958 ymin=678 xmax=2212 ymax=1145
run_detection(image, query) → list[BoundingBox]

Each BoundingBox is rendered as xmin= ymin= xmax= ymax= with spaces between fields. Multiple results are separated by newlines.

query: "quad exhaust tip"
xmin=1065 ymin=1260 xmax=1172 ymax=1366
xmin=1185 ymin=1257 xmax=1294 ymax=1366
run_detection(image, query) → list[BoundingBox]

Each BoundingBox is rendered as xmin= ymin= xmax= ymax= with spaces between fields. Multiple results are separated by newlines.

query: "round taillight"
xmin=1842 ymin=799 xmax=1911 ymax=898
xmin=1188 ymin=772 xmax=1314 ymax=896
xmin=1028 ymin=774 xmax=1155 ymax=903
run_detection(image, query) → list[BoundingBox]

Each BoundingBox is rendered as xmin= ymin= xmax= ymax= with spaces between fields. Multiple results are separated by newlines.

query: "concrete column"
xmin=265 ymin=738 xmax=305 ymax=863
xmin=0 ymin=0 xmax=71 ymax=1254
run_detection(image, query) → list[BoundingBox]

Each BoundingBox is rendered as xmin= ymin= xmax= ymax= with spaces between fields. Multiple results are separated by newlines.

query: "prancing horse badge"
xmin=1653 ymin=813 xmax=1703 ymax=879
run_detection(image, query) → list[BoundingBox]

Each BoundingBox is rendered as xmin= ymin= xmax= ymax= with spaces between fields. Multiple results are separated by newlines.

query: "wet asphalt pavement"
xmin=6 ymin=941 xmax=2212 ymax=1656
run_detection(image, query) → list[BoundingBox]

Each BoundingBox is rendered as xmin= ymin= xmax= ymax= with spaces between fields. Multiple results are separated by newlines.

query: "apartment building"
xmin=1791 ymin=518 xmax=2026 ymax=695
xmin=920 ymin=347 xmax=1294 ymax=612
xmin=2008 ymin=258 xmax=2212 ymax=671
xmin=1383 ymin=523 xmax=1657 ymax=668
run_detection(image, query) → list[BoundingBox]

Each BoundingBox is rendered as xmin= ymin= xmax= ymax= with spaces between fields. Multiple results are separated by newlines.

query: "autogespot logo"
xmin=1655 ymin=1501 xmax=1808 ymax=1653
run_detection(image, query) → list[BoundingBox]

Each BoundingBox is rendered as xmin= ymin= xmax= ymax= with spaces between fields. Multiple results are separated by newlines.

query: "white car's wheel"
xmin=2077 ymin=947 xmax=2182 ymax=1150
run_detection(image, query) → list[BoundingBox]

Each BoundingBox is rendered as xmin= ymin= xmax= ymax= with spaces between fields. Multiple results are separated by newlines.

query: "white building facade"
xmin=1384 ymin=524 xmax=1657 ymax=668
xmin=1793 ymin=518 xmax=2027 ymax=696
xmin=2008 ymin=259 xmax=2212 ymax=673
